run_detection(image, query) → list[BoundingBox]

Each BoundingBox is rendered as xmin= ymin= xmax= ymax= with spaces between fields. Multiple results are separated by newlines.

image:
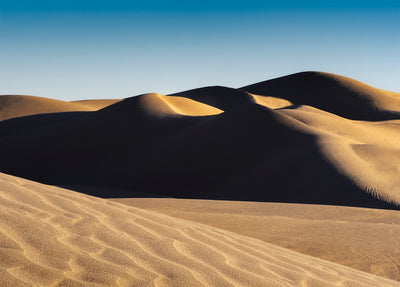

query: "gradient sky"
xmin=1 ymin=0 xmax=399 ymax=101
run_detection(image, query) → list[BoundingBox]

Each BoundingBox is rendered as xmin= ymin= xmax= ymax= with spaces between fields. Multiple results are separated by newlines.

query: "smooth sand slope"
xmin=3 ymin=173 xmax=399 ymax=286
xmin=71 ymin=99 xmax=121 ymax=110
xmin=0 ymin=95 xmax=96 ymax=122
xmin=0 ymin=72 xmax=399 ymax=209
xmin=242 ymin=71 xmax=400 ymax=120
xmin=0 ymin=95 xmax=119 ymax=139
xmin=114 ymin=198 xmax=400 ymax=281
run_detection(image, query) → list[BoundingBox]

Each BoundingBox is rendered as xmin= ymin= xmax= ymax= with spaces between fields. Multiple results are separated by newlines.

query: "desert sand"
xmin=71 ymin=99 xmax=121 ymax=110
xmin=1 ymin=172 xmax=399 ymax=286
xmin=0 ymin=95 xmax=97 ymax=122
xmin=1 ymin=71 xmax=400 ymax=286
xmin=0 ymin=72 xmax=399 ymax=208
xmin=113 ymin=198 xmax=400 ymax=281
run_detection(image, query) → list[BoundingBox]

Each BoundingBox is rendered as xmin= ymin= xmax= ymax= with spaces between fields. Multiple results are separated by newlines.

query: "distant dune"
xmin=1 ymin=72 xmax=400 ymax=286
xmin=1 ymin=172 xmax=398 ymax=287
xmin=114 ymin=198 xmax=400 ymax=281
xmin=71 ymin=99 xmax=121 ymax=110
xmin=242 ymin=71 xmax=400 ymax=120
xmin=134 ymin=93 xmax=223 ymax=116
xmin=0 ymin=72 xmax=399 ymax=209
xmin=0 ymin=95 xmax=95 ymax=121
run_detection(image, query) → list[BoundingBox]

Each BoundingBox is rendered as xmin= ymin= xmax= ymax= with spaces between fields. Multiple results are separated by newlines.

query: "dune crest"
xmin=0 ymin=95 xmax=97 ymax=121
xmin=250 ymin=94 xmax=293 ymax=109
xmin=71 ymin=99 xmax=121 ymax=110
xmin=241 ymin=71 xmax=400 ymax=121
xmin=0 ymin=172 xmax=399 ymax=286
xmin=0 ymin=72 xmax=400 ymax=209
xmin=169 ymin=86 xmax=255 ymax=110
xmin=140 ymin=93 xmax=223 ymax=116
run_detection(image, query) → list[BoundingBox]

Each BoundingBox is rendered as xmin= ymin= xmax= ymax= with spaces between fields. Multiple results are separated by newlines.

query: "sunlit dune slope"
xmin=241 ymin=71 xmax=400 ymax=120
xmin=96 ymin=92 xmax=223 ymax=117
xmin=138 ymin=93 xmax=223 ymax=116
xmin=114 ymin=198 xmax=400 ymax=281
xmin=0 ymin=73 xmax=399 ymax=209
xmin=0 ymin=172 xmax=398 ymax=287
xmin=0 ymin=95 xmax=97 ymax=121
xmin=71 ymin=99 xmax=121 ymax=110
xmin=0 ymin=96 xmax=120 ymax=136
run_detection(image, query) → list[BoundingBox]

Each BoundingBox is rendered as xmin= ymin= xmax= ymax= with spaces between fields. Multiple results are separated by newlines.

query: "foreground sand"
xmin=113 ymin=198 xmax=400 ymax=281
xmin=1 ymin=173 xmax=399 ymax=286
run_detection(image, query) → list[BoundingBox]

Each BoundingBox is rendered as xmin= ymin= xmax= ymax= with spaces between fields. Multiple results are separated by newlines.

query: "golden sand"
xmin=114 ymin=198 xmax=400 ymax=281
xmin=1 ymin=72 xmax=400 ymax=286
xmin=1 ymin=173 xmax=399 ymax=286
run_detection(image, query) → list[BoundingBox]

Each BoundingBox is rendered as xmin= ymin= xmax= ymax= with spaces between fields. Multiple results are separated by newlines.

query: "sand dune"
xmin=0 ymin=72 xmax=399 ymax=209
xmin=242 ymin=71 xmax=400 ymax=120
xmin=138 ymin=93 xmax=223 ymax=116
xmin=71 ymin=99 xmax=121 ymax=110
xmin=114 ymin=198 xmax=400 ymax=281
xmin=0 ymin=172 xmax=399 ymax=286
xmin=169 ymin=86 xmax=255 ymax=110
xmin=1 ymin=72 xmax=400 ymax=285
xmin=0 ymin=95 xmax=98 ymax=122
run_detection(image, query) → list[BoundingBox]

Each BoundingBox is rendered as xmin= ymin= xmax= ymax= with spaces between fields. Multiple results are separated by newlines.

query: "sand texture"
xmin=1 ymin=71 xmax=400 ymax=286
xmin=114 ymin=198 xmax=400 ymax=281
xmin=0 ymin=72 xmax=399 ymax=209
xmin=1 ymin=172 xmax=399 ymax=286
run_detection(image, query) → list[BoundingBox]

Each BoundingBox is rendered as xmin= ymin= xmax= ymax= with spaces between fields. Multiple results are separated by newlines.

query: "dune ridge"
xmin=1 ymin=172 xmax=399 ymax=286
xmin=241 ymin=71 xmax=400 ymax=121
xmin=71 ymin=99 xmax=121 ymax=110
xmin=139 ymin=93 xmax=223 ymax=116
xmin=0 ymin=72 xmax=399 ymax=209
xmin=1 ymin=71 xmax=400 ymax=285
xmin=0 ymin=95 xmax=98 ymax=122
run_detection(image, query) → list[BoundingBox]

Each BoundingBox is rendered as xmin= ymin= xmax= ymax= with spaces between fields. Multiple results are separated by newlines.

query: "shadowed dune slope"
xmin=169 ymin=86 xmax=255 ymax=110
xmin=0 ymin=93 xmax=219 ymax=184
xmin=241 ymin=71 xmax=400 ymax=120
xmin=101 ymin=100 xmax=400 ymax=208
xmin=114 ymin=198 xmax=400 ymax=281
xmin=73 ymin=94 xmax=222 ymax=117
xmin=0 ymin=73 xmax=399 ymax=209
xmin=97 ymin=92 xmax=223 ymax=117
xmin=0 ymin=95 xmax=98 ymax=122
xmin=99 ymin=102 xmax=390 ymax=207
xmin=1 ymin=172 xmax=399 ymax=287
xmin=0 ymin=112 xmax=90 ymax=138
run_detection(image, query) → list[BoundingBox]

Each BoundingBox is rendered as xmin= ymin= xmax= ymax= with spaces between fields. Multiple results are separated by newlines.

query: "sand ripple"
xmin=0 ymin=173 xmax=399 ymax=286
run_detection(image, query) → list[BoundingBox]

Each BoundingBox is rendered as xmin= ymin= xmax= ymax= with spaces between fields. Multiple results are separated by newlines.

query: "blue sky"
xmin=1 ymin=1 xmax=399 ymax=100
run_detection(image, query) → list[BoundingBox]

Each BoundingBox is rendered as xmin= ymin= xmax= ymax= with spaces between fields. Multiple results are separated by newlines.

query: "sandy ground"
xmin=113 ymin=198 xmax=400 ymax=281
xmin=2 ymin=173 xmax=399 ymax=286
